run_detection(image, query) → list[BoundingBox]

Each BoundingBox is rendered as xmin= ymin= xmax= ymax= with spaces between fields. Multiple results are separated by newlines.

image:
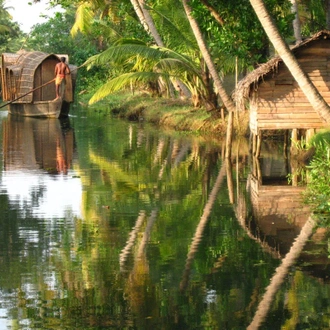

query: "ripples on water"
xmin=0 ymin=112 xmax=329 ymax=329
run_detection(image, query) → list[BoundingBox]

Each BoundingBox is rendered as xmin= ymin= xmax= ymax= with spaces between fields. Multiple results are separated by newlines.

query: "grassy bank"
xmin=83 ymin=90 xmax=249 ymax=137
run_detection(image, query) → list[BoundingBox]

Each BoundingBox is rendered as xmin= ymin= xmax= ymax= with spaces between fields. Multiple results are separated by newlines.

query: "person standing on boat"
xmin=55 ymin=57 xmax=70 ymax=99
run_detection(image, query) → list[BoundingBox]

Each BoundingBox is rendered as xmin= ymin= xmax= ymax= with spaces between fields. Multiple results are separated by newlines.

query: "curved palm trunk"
xmin=130 ymin=0 xmax=164 ymax=47
xmin=130 ymin=0 xmax=152 ymax=38
xmin=199 ymin=0 xmax=224 ymax=26
xmin=137 ymin=0 xmax=164 ymax=47
xmin=250 ymin=0 xmax=330 ymax=123
xmin=181 ymin=0 xmax=235 ymax=158
xmin=131 ymin=0 xmax=190 ymax=97
xmin=180 ymin=162 xmax=227 ymax=291
xmin=247 ymin=216 xmax=316 ymax=329
xmin=181 ymin=0 xmax=235 ymax=114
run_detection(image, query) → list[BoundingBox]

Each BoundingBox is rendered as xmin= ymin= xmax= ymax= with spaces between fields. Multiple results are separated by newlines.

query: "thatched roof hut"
xmin=234 ymin=30 xmax=330 ymax=135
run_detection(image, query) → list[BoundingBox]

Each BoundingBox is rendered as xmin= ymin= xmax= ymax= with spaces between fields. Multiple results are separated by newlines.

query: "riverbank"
xmin=84 ymin=91 xmax=249 ymax=137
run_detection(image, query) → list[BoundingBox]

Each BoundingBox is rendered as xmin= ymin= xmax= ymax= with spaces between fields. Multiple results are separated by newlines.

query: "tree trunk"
xmin=247 ymin=216 xmax=316 ymax=329
xmin=249 ymin=0 xmax=330 ymax=123
xmin=199 ymin=0 xmax=224 ymax=26
xmin=326 ymin=0 xmax=330 ymax=30
xmin=130 ymin=0 xmax=151 ymax=36
xmin=181 ymin=0 xmax=236 ymax=158
xmin=131 ymin=0 xmax=190 ymax=98
xmin=180 ymin=162 xmax=227 ymax=291
xmin=137 ymin=0 xmax=164 ymax=47
xmin=289 ymin=0 xmax=302 ymax=44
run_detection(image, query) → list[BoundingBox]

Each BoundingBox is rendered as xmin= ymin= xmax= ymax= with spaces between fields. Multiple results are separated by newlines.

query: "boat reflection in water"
xmin=1 ymin=115 xmax=82 ymax=219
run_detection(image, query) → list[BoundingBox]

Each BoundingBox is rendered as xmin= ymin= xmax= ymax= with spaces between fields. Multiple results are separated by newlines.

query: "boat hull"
xmin=8 ymin=98 xmax=69 ymax=119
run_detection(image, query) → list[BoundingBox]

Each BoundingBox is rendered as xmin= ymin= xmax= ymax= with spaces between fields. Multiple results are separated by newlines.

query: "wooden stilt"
xmin=283 ymin=130 xmax=288 ymax=159
xmin=252 ymin=133 xmax=257 ymax=156
xmin=306 ymin=128 xmax=315 ymax=144
xmin=255 ymin=131 xmax=262 ymax=158
xmin=290 ymin=129 xmax=298 ymax=154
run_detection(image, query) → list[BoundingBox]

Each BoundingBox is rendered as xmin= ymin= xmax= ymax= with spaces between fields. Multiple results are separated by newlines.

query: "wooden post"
xmin=252 ymin=133 xmax=257 ymax=156
xmin=291 ymin=128 xmax=298 ymax=155
xmin=306 ymin=128 xmax=315 ymax=144
xmin=255 ymin=132 xmax=262 ymax=158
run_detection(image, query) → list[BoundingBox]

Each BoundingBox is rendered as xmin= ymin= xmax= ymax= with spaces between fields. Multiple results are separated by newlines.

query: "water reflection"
xmin=1 ymin=115 xmax=82 ymax=219
xmin=3 ymin=115 xmax=74 ymax=174
xmin=243 ymin=142 xmax=330 ymax=329
xmin=0 ymin=111 xmax=329 ymax=329
xmin=248 ymin=152 xmax=311 ymax=256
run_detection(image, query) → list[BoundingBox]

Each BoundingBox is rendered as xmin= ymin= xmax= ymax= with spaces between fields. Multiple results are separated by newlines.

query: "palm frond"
xmin=89 ymin=72 xmax=166 ymax=104
xmin=148 ymin=6 xmax=196 ymax=49
xmin=156 ymin=58 xmax=200 ymax=77
xmin=71 ymin=3 xmax=94 ymax=37
xmin=84 ymin=40 xmax=197 ymax=71
xmin=84 ymin=43 xmax=163 ymax=67
xmin=93 ymin=19 xmax=122 ymax=39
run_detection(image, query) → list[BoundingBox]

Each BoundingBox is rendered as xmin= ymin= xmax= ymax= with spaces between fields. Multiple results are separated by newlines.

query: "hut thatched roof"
xmin=233 ymin=30 xmax=330 ymax=111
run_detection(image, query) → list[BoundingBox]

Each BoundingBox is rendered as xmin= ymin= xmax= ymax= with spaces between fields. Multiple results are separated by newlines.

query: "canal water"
xmin=0 ymin=106 xmax=329 ymax=329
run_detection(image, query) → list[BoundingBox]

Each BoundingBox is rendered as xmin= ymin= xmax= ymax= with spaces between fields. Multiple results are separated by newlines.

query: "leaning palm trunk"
xmin=130 ymin=0 xmax=151 ymax=37
xmin=180 ymin=162 xmax=227 ymax=291
xmin=181 ymin=0 xmax=236 ymax=158
xmin=247 ymin=216 xmax=316 ymax=329
xmin=250 ymin=0 xmax=330 ymax=123
xmin=119 ymin=210 xmax=147 ymax=270
xmin=137 ymin=0 xmax=164 ymax=47
xmin=130 ymin=0 xmax=190 ymax=97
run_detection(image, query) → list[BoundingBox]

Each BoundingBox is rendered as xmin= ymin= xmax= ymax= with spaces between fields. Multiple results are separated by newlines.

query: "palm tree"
xmin=289 ymin=0 xmax=302 ymax=44
xmin=249 ymin=0 xmax=330 ymax=123
xmin=130 ymin=0 xmax=164 ymax=47
xmin=248 ymin=216 xmax=316 ymax=329
xmin=84 ymin=40 xmax=215 ymax=107
xmin=181 ymin=0 xmax=235 ymax=158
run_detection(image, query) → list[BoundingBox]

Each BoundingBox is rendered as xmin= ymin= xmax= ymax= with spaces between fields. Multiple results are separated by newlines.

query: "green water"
xmin=0 ymin=106 xmax=329 ymax=329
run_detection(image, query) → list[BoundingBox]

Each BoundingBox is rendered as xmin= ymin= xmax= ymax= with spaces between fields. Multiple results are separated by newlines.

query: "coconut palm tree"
xmin=131 ymin=0 xmax=164 ymax=47
xmin=84 ymin=39 xmax=215 ymax=107
xmin=181 ymin=0 xmax=235 ymax=158
xmin=249 ymin=0 xmax=330 ymax=123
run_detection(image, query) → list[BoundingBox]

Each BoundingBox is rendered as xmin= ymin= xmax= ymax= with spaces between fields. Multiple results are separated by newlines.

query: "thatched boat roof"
xmin=7 ymin=51 xmax=57 ymax=102
xmin=233 ymin=30 xmax=330 ymax=111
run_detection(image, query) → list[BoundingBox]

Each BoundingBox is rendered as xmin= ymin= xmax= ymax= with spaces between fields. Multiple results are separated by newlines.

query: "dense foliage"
xmin=1 ymin=0 xmax=328 ymax=104
xmin=24 ymin=9 xmax=108 ymax=92
xmin=0 ymin=0 xmax=24 ymax=52
xmin=304 ymin=132 xmax=330 ymax=219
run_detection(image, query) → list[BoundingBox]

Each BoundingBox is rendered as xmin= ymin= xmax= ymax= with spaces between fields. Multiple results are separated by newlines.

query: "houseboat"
xmin=1 ymin=51 xmax=77 ymax=118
